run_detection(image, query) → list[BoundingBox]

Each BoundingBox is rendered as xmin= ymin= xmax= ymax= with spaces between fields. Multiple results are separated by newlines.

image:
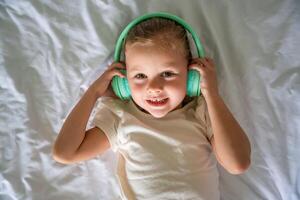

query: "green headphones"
xmin=111 ymin=12 xmax=205 ymax=100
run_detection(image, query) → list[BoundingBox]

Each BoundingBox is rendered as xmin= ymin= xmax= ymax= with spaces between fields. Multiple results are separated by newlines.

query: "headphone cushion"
xmin=111 ymin=70 xmax=131 ymax=100
xmin=187 ymin=69 xmax=201 ymax=97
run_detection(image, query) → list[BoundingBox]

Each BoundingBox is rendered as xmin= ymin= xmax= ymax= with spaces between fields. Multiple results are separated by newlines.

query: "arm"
xmin=206 ymin=94 xmax=251 ymax=174
xmin=52 ymin=62 xmax=125 ymax=164
xmin=52 ymin=88 xmax=110 ymax=164
xmin=189 ymin=57 xmax=251 ymax=174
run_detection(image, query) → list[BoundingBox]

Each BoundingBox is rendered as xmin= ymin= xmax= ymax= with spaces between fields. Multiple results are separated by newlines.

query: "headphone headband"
xmin=114 ymin=12 xmax=205 ymax=61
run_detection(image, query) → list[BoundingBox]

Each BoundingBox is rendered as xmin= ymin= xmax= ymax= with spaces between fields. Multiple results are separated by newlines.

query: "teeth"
xmin=150 ymin=98 xmax=166 ymax=102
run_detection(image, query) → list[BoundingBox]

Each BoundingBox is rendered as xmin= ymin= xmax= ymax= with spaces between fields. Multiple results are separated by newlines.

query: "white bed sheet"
xmin=1 ymin=0 xmax=300 ymax=199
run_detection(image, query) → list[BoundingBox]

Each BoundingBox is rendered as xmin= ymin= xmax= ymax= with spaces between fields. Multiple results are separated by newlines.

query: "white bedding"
xmin=1 ymin=0 xmax=299 ymax=199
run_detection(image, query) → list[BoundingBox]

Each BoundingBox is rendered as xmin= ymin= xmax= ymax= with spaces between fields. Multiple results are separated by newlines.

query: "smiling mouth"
xmin=146 ymin=98 xmax=169 ymax=106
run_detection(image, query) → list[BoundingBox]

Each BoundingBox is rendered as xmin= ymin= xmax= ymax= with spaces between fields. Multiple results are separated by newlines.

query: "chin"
xmin=149 ymin=111 xmax=168 ymax=118
xmin=147 ymin=106 xmax=176 ymax=118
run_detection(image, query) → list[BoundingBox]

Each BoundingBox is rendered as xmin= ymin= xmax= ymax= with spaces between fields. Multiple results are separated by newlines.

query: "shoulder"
xmin=95 ymin=97 xmax=130 ymax=117
xmin=181 ymin=95 xmax=206 ymax=111
xmin=192 ymin=95 xmax=209 ymax=123
xmin=194 ymin=95 xmax=207 ymax=109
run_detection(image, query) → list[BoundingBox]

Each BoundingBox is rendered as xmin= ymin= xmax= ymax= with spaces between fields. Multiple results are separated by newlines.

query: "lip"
xmin=146 ymin=98 xmax=169 ymax=107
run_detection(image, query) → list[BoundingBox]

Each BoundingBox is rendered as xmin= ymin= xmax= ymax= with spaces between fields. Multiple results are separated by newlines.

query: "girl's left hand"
xmin=188 ymin=57 xmax=219 ymax=98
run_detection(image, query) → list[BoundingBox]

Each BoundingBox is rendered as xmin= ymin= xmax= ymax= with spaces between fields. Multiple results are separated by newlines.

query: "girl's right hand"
xmin=88 ymin=62 xmax=126 ymax=99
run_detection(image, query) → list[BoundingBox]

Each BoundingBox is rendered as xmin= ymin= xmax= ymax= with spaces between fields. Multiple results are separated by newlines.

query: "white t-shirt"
xmin=92 ymin=96 xmax=220 ymax=200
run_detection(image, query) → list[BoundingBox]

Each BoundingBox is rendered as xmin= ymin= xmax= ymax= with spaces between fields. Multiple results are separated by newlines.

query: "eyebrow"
xmin=129 ymin=61 xmax=178 ymax=72
xmin=162 ymin=61 xmax=177 ymax=67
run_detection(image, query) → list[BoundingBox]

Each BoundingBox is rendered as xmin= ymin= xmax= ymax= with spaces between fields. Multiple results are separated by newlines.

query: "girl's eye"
xmin=161 ymin=71 xmax=176 ymax=77
xmin=134 ymin=73 xmax=147 ymax=79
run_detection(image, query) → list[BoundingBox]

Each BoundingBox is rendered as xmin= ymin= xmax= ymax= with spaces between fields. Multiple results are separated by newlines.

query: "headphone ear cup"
xmin=111 ymin=69 xmax=131 ymax=100
xmin=187 ymin=69 xmax=201 ymax=97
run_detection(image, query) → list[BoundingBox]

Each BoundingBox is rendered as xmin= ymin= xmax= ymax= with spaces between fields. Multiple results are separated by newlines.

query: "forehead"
xmin=125 ymin=43 xmax=187 ymax=71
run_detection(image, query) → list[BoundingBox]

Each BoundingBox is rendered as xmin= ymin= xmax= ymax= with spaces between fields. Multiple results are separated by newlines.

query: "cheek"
xmin=167 ymin=80 xmax=187 ymax=96
xmin=167 ymin=76 xmax=187 ymax=90
xmin=128 ymin=81 xmax=144 ymax=97
xmin=129 ymin=81 xmax=143 ymax=91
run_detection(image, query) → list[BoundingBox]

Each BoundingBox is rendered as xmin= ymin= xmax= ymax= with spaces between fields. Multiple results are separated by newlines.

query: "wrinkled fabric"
xmin=0 ymin=0 xmax=300 ymax=200
xmin=92 ymin=96 xmax=219 ymax=200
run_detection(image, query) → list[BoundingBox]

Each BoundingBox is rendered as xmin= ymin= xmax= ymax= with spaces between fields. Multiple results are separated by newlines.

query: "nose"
xmin=147 ymin=78 xmax=163 ymax=95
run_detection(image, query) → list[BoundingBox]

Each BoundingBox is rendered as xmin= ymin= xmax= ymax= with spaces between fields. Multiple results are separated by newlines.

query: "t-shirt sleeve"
xmin=194 ymin=96 xmax=213 ymax=141
xmin=90 ymin=97 xmax=120 ymax=152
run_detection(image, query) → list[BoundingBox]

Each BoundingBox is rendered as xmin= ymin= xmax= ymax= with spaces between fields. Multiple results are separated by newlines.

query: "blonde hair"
xmin=125 ymin=18 xmax=192 ymax=62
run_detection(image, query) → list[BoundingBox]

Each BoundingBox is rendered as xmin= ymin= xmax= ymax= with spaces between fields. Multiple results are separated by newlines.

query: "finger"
xmin=112 ymin=61 xmax=126 ymax=68
xmin=193 ymin=62 xmax=205 ymax=69
xmin=192 ymin=58 xmax=207 ymax=68
xmin=188 ymin=64 xmax=205 ymax=76
xmin=204 ymin=57 xmax=215 ymax=68
xmin=107 ymin=62 xmax=126 ymax=70
xmin=195 ymin=62 xmax=206 ymax=70
xmin=190 ymin=57 xmax=203 ymax=65
xmin=190 ymin=57 xmax=215 ymax=72
xmin=110 ymin=68 xmax=126 ymax=78
xmin=207 ymin=57 xmax=214 ymax=63
xmin=208 ymin=58 xmax=215 ymax=68
xmin=189 ymin=59 xmax=207 ymax=68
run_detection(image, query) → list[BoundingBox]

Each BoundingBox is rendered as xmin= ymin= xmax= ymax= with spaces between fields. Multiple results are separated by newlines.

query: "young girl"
xmin=52 ymin=17 xmax=251 ymax=200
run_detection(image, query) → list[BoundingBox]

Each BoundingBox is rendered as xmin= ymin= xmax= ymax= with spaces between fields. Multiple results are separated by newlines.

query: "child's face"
xmin=125 ymin=43 xmax=188 ymax=118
